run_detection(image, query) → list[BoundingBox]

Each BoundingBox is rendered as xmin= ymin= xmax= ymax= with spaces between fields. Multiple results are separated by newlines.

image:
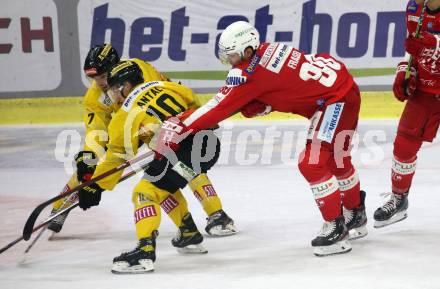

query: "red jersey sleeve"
xmin=183 ymin=67 xmax=263 ymax=132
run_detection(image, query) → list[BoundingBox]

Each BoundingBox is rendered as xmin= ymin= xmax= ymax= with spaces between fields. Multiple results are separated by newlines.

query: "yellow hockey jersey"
xmin=93 ymin=81 xmax=200 ymax=190
xmin=82 ymin=58 xmax=168 ymax=157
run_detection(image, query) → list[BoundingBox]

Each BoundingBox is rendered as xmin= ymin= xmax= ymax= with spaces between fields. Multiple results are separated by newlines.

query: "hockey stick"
xmin=405 ymin=0 xmax=429 ymax=81
xmin=0 ymin=202 xmax=78 ymax=255
xmin=0 ymin=156 xmax=151 ymax=255
xmin=22 ymin=150 xmax=154 ymax=241
xmin=23 ymin=193 xmax=78 ymax=254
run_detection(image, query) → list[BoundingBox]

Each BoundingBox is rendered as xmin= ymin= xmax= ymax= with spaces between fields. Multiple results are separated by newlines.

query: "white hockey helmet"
xmin=218 ymin=21 xmax=260 ymax=65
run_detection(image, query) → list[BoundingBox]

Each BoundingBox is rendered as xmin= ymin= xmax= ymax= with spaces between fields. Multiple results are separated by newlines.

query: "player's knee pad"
xmin=393 ymin=134 xmax=422 ymax=162
xmin=132 ymin=179 xmax=164 ymax=206
xmin=298 ymin=145 xmax=332 ymax=183
xmin=188 ymin=174 xmax=222 ymax=215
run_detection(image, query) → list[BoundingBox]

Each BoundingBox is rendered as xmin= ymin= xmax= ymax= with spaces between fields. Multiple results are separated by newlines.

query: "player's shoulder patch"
xmin=226 ymin=68 xmax=247 ymax=87
xmin=258 ymin=43 xmax=293 ymax=74
xmin=407 ymin=0 xmax=419 ymax=14
xmin=122 ymin=81 xmax=163 ymax=112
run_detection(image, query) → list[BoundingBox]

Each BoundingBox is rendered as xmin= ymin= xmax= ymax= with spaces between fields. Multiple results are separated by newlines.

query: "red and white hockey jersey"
xmin=184 ymin=43 xmax=354 ymax=132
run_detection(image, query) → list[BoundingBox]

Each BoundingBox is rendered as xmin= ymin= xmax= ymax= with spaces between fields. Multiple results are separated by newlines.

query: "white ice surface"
xmin=1 ymin=121 xmax=440 ymax=289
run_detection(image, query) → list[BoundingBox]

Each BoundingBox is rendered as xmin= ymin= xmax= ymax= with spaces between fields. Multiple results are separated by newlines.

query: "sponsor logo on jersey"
xmin=122 ymin=81 xmax=162 ymax=112
xmin=337 ymin=172 xmax=359 ymax=191
xmin=226 ymin=68 xmax=247 ymax=86
xmin=160 ymin=195 xmax=179 ymax=213
xmin=266 ymin=44 xmax=293 ymax=74
xmin=259 ymin=43 xmax=278 ymax=67
xmin=137 ymin=193 xmax=154 ymax=205
xmin=226 ymin=76 xmax=247 ymax=86
xmin=193 ymin=190 xmax=203 ymax=202
xmin=134 ymin=205 xmax=157 ymax=223
xmin=202 ymin=185 xmax=217 ymax=197
xmin=287 ymin=50 xmax=302 ymax=70
xmin=392 ymin=158 xmax=417 ymax=175
xmin=307 ymin=110 xmax=323 ymax=140
xmin=317 ymin=102 xmax=344 ymax=143
xmin=215 ymin=86 xmax=233 ymax=102
xmin=245 ymin=54 xmax=261 ymax=74
xmin=172 ymin=161 xmax=197 ymax=182
xmin=408 ymin=15 xmax=419 ymax=23
xmin=311 ymin=177 xmax=338 ymax=199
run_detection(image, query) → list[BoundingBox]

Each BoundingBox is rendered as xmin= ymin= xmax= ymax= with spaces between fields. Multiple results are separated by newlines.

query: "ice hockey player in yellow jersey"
xmin=77 ymin=60 xmax=227 ymax=273
xmin=47 ymin=44 xmax=168 ymax=233
xmin=48 ymin=44 xmax=236 ymax=239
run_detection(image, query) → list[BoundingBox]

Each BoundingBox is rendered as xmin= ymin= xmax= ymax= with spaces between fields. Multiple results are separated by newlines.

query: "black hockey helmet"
xmin=107 ymin=60 xmax=144 ymax=88
xmin=83 ymin=43 xmax=120 ymax=77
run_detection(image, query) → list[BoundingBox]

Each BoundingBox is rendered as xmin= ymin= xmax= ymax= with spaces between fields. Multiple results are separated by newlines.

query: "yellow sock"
xmin=132 ymin=179 xmax=190 ymax=239
xmin=160 ymin=189 xmax=189 ymax=228
xmin=52 ymin=173 xmax=79 ymax=211
xmin=188 ymin=174 xmax=223 ymax=216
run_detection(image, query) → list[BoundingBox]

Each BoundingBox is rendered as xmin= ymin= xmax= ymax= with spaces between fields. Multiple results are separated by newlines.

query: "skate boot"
xmin=47 ymin=208 xmax=71 ymax=234
xmin=312 ymin=215 xmax=352 ymax=257
xmin=111 ymin=231 xmax=158 ymax=274
xmin=172 ymin=213 xmax=207 ymax=254
xmin=374 ymin=192 xmax=408 ymax=228
xmin=343 ymin=190 xmax=368 ymax=240
xmin=205 ymin=210 xmax=237 ymax=236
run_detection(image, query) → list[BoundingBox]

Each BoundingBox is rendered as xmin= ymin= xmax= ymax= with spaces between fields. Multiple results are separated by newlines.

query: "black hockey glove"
xmin=78 ymin=183 xmax=104 ymax=210
xmin=75 ymin=151 xmax=98 ymax=183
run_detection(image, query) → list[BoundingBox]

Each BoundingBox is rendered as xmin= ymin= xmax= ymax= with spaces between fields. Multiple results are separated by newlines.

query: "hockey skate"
xmin=343 ymin=190 xmax=368 ymax=240
xmin=172 ymin=213 xmax=207 ymax=254
xmin=312 ymin=216 xmax=352 ymax=257
xmin=374 ymin=192 xmax=408 ymax=228
xmin=111 ymin=231 xmax=157 ymax=274
xmin=47 ymin=208 xmax=71 ymax=234
xmin=205 ymin=210 xmax=237 ymax=236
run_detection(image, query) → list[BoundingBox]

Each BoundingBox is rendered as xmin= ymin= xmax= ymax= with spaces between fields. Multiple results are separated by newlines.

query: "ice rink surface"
xmin=1 ymin=120 xmax=439 ymax=289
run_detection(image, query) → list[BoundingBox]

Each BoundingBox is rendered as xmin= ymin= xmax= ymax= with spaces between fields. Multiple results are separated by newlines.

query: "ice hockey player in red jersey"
xmin=374 ymin=0 xmax=440 ymax=228
xmin=156 ymin=21 xmax=367 ymax=256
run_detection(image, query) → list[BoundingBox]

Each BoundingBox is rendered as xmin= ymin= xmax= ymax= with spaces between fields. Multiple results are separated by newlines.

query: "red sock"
xmin=337 ymin=170 xmax=361 ymax=210
xmin=310 ymin=176 xmax=342 ymax=221
xmin=391 ymin=156 xmax=416 ymax=194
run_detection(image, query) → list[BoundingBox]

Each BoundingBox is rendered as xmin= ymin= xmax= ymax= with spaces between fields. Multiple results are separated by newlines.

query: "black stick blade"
xmin=23 ymin=201 xmax=51 ymax=241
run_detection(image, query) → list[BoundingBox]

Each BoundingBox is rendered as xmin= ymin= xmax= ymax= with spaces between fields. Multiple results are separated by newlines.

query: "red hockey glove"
xmin=241 ymin=100 xmax=272 ymax=118
xmin=393 ymin=62 xmax=417 ymax=102
xmin=154 ymin=115 xmax=192 ymax=160
xmin=405 ymin=31 xmax=440 ymax=58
